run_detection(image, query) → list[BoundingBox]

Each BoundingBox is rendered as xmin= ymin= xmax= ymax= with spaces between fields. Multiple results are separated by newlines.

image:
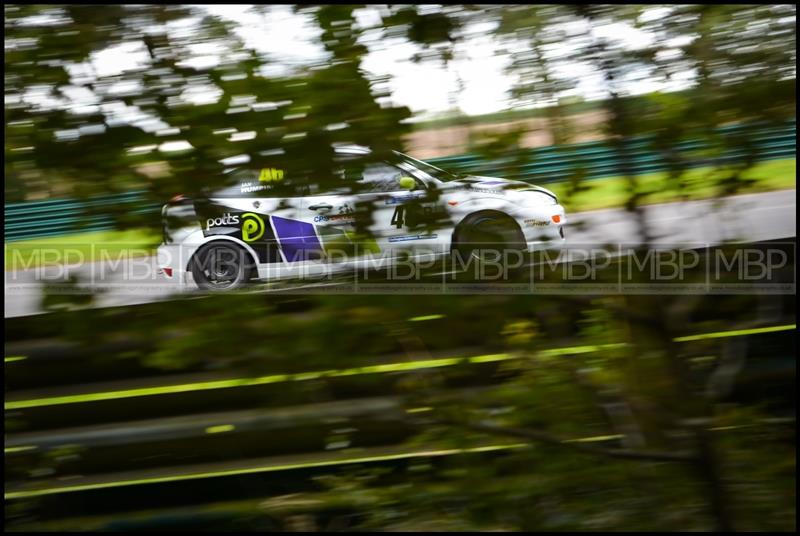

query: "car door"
xmin=386 ymin=156 xmax=459 ymax=261
xmin=292 ymin=159 xmax=449 ymax=274
xmin=296 ymin=159 xmax=424 ymax=269
xmin=336 ymin=159 xmax=451 ymax=268
xmin=297 ymin=159 xmax=374 ymax=268
xmin=358 ymin=161 xmax=434 ymax=254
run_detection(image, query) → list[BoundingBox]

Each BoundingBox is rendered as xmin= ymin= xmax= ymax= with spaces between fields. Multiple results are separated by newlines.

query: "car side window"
xmin=346 ymin=162 xmax=423 ymax=193
xmin=212 ymin=169 xmax=308 ymax=198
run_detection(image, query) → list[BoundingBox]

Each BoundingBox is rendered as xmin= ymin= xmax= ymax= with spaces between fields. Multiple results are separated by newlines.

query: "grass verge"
xmin=5 ymin=228 xmax=161 ymax=271
xmin=548 ymin=158 xmax=795 ymax=212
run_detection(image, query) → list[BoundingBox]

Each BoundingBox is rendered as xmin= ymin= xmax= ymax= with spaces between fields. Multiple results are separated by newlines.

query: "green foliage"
xmin=5 ymin=4 xmax=416 ymax=212
xmin=3 ymin=4 xmax=796 ymax=531
xmin=4 ymin=228 xmax=160 ymax=270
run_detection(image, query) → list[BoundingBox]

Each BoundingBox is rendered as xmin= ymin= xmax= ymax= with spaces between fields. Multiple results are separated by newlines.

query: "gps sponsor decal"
xmin=314 ymin=213 xmax=356 ymax=224
xmin=313 ymin=203 xmax=356 ymax=224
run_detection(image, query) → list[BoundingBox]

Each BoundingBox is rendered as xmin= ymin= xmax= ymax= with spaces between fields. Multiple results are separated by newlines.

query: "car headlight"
xmin=521 ymin=191 xmax=558 ymax=206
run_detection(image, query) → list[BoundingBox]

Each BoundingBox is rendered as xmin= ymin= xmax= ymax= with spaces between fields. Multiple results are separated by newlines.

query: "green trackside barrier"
xmin=4 ymin=120 xmax=795 ymax=242
xmin=4 ymin=198 xmax=162 ymax=242
xmin=428 ymin=121 xmax=795 ymax=178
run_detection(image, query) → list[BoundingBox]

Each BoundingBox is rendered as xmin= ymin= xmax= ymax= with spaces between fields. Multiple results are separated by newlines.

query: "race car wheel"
xmin=453 ymin=213 xmax=526 ymax=267
xmin=190 ymin=242 xmax=254 ymax=291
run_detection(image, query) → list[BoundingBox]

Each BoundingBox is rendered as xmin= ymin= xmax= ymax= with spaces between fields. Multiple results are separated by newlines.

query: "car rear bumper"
xmin=156 ymin=243 xmax=190 ymax=286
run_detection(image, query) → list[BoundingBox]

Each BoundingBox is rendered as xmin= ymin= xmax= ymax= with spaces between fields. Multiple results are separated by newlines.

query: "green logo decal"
xmin=241 ymin=212 xmax=266 ymax=242
xmin=258 ymin=168 xmax=284 ymax=182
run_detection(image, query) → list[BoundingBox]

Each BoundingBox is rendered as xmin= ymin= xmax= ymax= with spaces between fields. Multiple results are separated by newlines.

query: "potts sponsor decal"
xmin=206 ymin=213 xmax=240 ymax=230
xmin=241 ymin=212 xmax=266 ymax=242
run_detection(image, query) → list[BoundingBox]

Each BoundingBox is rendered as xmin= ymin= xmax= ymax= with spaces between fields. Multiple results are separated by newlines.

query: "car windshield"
xmin=393 ymin=152 xmax=461 ymax=182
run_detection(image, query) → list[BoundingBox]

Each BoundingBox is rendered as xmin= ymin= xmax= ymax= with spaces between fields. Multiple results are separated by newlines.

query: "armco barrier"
xmin=4 ymin=120 xmax=795 ymax=242
xmin=427 ymin=120 xmax=796 ymax=182
xmin=4 ymin=193 xmax=161 ymax=242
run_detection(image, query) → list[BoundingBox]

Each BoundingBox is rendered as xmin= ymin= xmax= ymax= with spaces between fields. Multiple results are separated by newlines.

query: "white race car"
xmin=157 ymin=145 xmax=566 ymax=289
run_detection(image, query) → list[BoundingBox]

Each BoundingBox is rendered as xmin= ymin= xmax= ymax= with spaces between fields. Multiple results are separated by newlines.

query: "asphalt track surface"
xmin=4 ymin=189 xmax=796 ymax=318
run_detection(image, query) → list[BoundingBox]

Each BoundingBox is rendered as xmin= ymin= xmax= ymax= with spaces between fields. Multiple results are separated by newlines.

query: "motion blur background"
xmin=4 ymin=4 xmax=796 ymax=531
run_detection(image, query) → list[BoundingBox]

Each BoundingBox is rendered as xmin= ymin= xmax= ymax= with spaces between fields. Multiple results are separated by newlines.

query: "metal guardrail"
xmin=427 ymin=120 xmax=797 ymax=182
xmin=4 ymin=192 xmax=161 ymax=242
xmin=4 ymin=120 xmax=795 ymax=242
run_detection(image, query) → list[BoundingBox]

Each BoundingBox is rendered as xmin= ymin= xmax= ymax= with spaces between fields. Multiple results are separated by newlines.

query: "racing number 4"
xmin=391 ymin=204 xmax=433 ymax=229
xmin=391 ymin=206 xmax=406 ymax=229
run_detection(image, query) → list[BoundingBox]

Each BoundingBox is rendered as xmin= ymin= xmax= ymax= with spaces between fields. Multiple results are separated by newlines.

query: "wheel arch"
xmin=186 ymin=235 xmax=260 ymax=275
xmin=451 ymin=209 xmax=525 ymax=250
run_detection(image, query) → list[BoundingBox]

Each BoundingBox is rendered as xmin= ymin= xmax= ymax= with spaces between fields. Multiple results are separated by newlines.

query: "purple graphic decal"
xmin=272 ymin=216 xmax=323 ymax=262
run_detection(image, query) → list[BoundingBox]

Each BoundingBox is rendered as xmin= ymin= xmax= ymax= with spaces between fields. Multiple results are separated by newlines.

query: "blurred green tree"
xmin=4 ymin=4 xmax=795 ymax=532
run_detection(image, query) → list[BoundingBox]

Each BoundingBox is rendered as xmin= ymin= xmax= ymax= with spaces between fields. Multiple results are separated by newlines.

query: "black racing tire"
xmin=189 ymin=242 xmax=255 ymax=291
xmin=451 ymin=213 xmax=527 ymax=275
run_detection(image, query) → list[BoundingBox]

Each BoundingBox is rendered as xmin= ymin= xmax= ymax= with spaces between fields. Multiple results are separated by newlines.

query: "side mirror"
xmin=399 ymin=176 xmax=416 ymax=191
